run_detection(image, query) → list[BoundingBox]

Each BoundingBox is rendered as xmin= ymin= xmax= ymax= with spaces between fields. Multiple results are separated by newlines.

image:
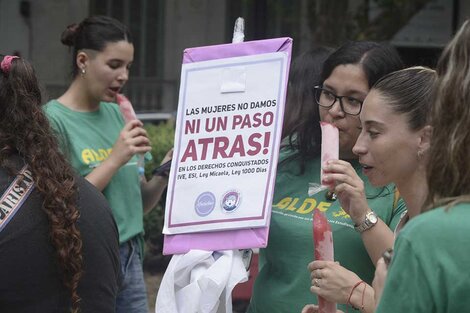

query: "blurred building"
xmin=0 ymin=0 xmax=468 ymax=116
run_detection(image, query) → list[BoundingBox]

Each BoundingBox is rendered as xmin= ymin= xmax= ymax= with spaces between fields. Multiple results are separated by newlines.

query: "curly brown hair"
xmin=425 ymin=20 xmax=470 ymax=211
xmin=0 ymin=55 xmax=83 ymax=312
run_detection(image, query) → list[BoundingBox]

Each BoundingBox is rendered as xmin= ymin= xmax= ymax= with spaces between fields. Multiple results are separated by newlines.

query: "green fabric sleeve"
xmin=376 ymin=236 xmax=433 ymax=313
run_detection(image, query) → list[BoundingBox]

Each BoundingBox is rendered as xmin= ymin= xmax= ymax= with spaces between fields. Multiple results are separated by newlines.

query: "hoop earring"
xmin=417 ymin=150 xmax=423 ymax=159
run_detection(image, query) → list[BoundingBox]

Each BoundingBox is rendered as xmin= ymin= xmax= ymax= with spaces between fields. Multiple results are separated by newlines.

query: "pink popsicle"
xmin=320 ymin=122 xmax=339 ymax=188
xmin=116 ymin=93 xmax=137 ymax=122
xmin=116 ymin=93 xmax=145 ymax=176
xmin=313 ymin=209 xmax=336 ymax=313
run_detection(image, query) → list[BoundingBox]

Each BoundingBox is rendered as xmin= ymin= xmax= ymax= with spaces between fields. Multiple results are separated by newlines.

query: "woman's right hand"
xmin=372 ymin=257 xmax=388 ymax=305
xmin=322 ymin=160 xmax=370 ymax=225
xmin=109 ymin=120 xmax=151 ymax=167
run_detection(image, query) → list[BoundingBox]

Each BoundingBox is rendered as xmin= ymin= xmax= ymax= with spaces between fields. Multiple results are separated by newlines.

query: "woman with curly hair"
xmin=0 ymin=55 xmax=120 ymax=312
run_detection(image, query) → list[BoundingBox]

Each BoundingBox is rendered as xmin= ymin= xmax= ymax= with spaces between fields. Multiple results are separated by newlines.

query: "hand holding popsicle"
xmin=116 ymin=93 xmax=146 ymax=176
xmin=312 ymin=210 xmax=337 ymax=313
xmin=320 ymin=120 xmax=369 ymax=223
xmin=321 ymin=159 xmax=370 ymax=224
xmin=308 ymin=260 xmax=362 ymax=305
xmin=107 ymin=119 xmax=151 ymax=168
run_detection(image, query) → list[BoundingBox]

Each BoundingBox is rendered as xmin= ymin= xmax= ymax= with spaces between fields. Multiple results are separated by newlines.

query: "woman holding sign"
xmin=248 ymin=41 xmax=405 ymax=313
xmin=44 ymin=16 xmax=171 ymax=313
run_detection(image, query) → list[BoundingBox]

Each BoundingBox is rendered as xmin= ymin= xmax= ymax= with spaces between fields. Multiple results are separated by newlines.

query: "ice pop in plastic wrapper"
xmin=320 ymin=122 xmax=339 ymax=189
xmin=116 ymin=94 xmax=145 ymax=176
xmin=116 ymin=93 xmax=138 ymax=121
xmin=313 ymin=209 xmax=336 ymax=313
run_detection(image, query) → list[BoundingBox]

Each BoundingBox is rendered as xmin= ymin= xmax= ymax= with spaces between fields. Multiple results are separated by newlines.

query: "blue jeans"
xmin=116 ymin=238 xmax=148 ymax=313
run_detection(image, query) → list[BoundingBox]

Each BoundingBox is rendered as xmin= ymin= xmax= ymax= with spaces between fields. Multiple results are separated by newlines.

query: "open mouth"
xmin=109 ymin=86 xmax=121 ymax=93
xmin=360 ymin=163 xmax=374 ymax=173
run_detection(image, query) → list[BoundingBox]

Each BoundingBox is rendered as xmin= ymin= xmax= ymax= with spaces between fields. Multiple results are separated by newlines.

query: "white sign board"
xmin=163 ymin=52 xmax=289 ymax=234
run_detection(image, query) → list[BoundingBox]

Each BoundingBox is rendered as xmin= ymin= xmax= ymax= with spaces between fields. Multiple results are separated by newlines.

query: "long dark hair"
xmin=285 ymin=41 xmax=404 ymax=173
xmin=61 ymin=15 xmax=133 ymax=77
xmin=283 ymin=46 xmax=332 ymax=138
xmin=320 ymin=41 xmax=404 ymax=88
xmin=425 ymin=20 xmax=470 ymax=211
xmin=282 ymin=46 xmax=332 ymax=172
xmin=0 ymin=55 xmax=83 ymax=312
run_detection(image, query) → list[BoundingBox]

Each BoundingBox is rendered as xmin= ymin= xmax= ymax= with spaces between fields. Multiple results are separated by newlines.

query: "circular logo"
xmin=221 ymin=190 xmax=241 ymax=213
xmin=194 ymin=192 xmax=216 ymax=217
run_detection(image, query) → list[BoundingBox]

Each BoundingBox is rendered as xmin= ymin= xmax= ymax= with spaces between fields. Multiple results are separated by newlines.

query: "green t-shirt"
xmin=248 ymin=147 xmax=406 ymax=313
xmin=44 ymin=100 xmax=143 ymax=244
xmin=376 ymin=203 xmax=470 ymax=313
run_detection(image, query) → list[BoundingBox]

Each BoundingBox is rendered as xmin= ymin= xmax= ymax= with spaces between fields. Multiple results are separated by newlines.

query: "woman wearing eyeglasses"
xmin=247 ymin=41 xmax=405 ymax=313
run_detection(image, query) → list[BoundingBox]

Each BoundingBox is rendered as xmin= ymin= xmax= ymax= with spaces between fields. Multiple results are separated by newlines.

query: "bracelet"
xmin=347 ymin=280 xmax=366 ymax=311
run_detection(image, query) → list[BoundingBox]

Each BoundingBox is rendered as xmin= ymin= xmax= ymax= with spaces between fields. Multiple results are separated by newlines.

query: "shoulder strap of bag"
xmin=0 ymin=165 xmax=35 ymax=233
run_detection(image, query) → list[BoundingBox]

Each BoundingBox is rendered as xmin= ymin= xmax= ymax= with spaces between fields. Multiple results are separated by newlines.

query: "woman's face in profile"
xmin=319 ymin=64 xmax=368 ymax=160
xmin=353 ymin=89 xmax=423 ymax=187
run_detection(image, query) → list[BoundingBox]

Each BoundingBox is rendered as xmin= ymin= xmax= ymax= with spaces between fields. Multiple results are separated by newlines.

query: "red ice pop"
xmin=313 ymin=209 xmax=336 ymax=313
xmin=320 ymin=122 xmax=339 ymax=189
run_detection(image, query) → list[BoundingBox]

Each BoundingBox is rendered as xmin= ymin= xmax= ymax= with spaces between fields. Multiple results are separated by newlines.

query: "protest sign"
xmin=164 ymin=50 xmax=289 ymax=235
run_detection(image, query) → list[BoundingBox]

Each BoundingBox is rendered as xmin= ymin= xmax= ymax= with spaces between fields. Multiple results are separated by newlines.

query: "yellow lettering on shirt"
xmin=274 ymin=197 xmax=336 ymax=215
xmin=92 ymin=149 xmax=104 ymax=162
xmin=317 ymin=201 xmax=332 ymax=212
xmin=273 ymin=197 xmax=293 ymax=209
xmin=99 ymin=149 xmax=109 ymax=159
xmin=286 ymin=198 xmax=299 ymax=211
xmin=81 ymin=148 xmax=112 ymax=164
xmin=82 ymin=149 xmax=95 ymax=164
xmin=296 ymin=198 xmax=317 ymax=214
xmin=332 ymin=208 xmax=350 ymax=219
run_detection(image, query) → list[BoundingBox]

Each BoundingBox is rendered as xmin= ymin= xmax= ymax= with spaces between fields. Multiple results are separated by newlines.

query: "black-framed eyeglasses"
xmin=314 ymin=86 xmax=363 ymax=116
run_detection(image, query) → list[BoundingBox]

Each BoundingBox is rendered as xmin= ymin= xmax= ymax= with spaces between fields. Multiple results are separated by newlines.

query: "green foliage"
xmin=144 ymin=120 xmax=175 ymax=173
xmin=142 ymin=120 xmax=175 ymax=272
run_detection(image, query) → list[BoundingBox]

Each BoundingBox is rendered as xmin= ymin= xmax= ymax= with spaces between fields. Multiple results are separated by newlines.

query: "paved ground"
xmin=145 ymin=271 xmax=162 ymax=313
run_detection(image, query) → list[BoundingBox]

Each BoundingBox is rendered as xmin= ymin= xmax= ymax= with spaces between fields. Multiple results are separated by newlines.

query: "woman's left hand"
xmin=308 ymin=260 xmax=361 ymax=304
xmin=322 ymin=160 xmax=370 ymax=224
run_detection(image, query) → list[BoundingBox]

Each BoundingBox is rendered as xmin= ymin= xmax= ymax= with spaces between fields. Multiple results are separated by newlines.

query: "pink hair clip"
xmin=1 ymin=55 xmax=20 ymax=74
